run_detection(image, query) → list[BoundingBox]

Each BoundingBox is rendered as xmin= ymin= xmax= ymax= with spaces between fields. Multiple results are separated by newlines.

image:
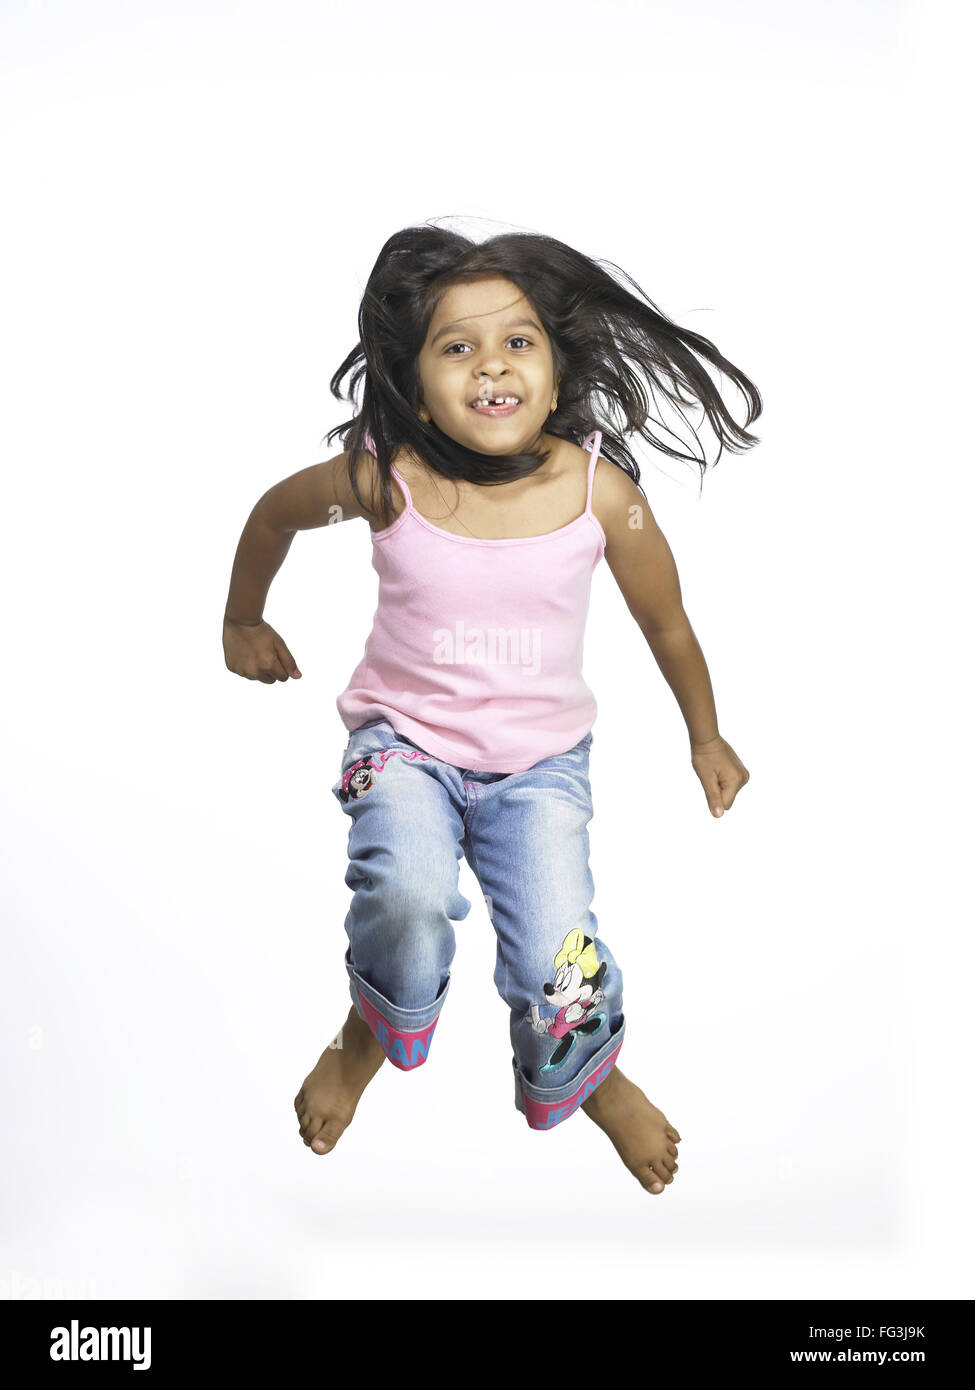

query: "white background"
xmin=1 ymin=0 xmax=971 ymax=1301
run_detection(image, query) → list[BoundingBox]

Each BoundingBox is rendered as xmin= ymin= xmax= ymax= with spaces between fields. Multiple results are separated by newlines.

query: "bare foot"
xmin=294 ymin=1004 xmax=386 ymax=1154
xmin=581 ymin=1065 xmax=681 ymax=1194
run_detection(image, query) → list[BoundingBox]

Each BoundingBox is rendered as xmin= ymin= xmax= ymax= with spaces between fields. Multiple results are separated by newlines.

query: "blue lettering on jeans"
xmin=374 ymin=1017 xmax=432 ymax=1068
xmin=537 ymin=1104 xmax=573 ymax=1129
xmin=389 ymin=1036 xmax=432 ymax=1067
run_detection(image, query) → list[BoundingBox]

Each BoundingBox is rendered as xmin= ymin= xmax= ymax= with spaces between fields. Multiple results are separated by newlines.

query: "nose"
xmin=475 ymin=346 xmax=512 ymax=381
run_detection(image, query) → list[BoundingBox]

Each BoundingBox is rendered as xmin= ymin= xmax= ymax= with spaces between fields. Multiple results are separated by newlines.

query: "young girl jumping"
xmin=222 ymin=224 xmax=758 ymax=1195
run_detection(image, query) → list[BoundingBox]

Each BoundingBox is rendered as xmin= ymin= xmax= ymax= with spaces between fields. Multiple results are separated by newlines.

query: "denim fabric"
xmin=330 ymin=717 xmax=625 ymax=1130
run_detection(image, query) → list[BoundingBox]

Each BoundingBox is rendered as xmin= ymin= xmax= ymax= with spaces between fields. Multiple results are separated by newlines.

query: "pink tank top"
xmin=335 ymin=431 xmax=606 ymax=774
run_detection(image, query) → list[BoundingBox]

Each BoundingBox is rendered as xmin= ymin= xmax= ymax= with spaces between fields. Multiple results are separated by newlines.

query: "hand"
xmin=223 ymin=616 xmax=302 ymax=684
xmin=690 ymin=733 xmax=749 ymax=818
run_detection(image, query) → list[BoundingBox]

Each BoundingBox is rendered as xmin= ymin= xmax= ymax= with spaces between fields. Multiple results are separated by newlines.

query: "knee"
xmin=348 ymin=879 xmax=464 ymax=1002
xmin=353 ymin=870 xmax=468 ymax=937
xmin=374 ymin=878 xmax=463 ymax=936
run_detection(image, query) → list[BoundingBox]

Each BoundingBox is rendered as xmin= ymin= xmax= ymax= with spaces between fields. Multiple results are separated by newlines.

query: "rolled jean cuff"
xmin=345 ymin=952 xmax=449 ymax=1071
xmin=514 ymin=1019 xmax=626 ymax=1130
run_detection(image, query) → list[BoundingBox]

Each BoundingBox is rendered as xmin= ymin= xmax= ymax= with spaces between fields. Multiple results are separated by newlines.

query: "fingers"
xmin=226 ymin=622 xmax=301 ymax=683
xmin=275 ymin=638 xmax=301 ymax=679
xmin=255 ymin=647 xmax=301 ymax=683
xmin=719 ymin=772 xmax=749 ymax=811
xmin=700 ymin=765 xmax=750 ymax=816
xmin=691 ymin=738 xmax=750 ymax=818
xmin=701 ymin=770 xmax=726 ymax=817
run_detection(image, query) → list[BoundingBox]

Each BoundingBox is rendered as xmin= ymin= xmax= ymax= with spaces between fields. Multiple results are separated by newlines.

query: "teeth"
xmin=473 ymin=397 xmax=519 ymax=408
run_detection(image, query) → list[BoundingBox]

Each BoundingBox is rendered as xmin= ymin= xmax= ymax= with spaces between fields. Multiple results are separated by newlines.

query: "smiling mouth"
xmin=470 ymin=396 xmax=521 ymax=415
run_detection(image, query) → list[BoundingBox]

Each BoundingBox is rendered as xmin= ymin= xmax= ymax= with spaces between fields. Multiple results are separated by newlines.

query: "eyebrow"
xmin=430 ymin=316 xmax=543 ymax=346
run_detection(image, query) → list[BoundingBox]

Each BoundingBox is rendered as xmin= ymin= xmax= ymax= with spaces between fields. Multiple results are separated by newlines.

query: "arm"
xmin=592 ymin=460 xmax=750 ymax=814
xmin=222 ymin=450 xmax=376 ymax=683
xmin=224 ymin=450 xmax=375 ymax=624
xmin=593 ymin=461 xmax=718 ymax=746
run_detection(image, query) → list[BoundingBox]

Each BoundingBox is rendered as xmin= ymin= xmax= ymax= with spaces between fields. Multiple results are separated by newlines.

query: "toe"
xmin=642 ymin=1159 xmax=675 ymax=1193
xmin=308 ymin=1117 xmax=346 ymax=1154
xmin=297 ymin=1110 xmax=328 ymax=1147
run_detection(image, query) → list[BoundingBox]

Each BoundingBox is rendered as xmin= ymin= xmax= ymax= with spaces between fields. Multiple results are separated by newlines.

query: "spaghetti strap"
xmin=582 ymin=429 xmax=602 ymax=513
xmin=390 ymin=464 xmax=414 ymax=512
xmin=361 ymin=427 xmax=414 ymax=516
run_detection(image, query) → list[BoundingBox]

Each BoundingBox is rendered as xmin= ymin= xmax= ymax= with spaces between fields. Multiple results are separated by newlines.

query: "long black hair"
xmin=324 ymin=222 xmax=763 ymax=531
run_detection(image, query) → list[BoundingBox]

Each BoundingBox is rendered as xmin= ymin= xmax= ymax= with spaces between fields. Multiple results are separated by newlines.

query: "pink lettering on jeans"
xmin=339 ymin=747 xmax=432 ymax=802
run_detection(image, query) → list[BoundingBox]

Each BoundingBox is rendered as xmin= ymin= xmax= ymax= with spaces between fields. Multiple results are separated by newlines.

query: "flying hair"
xmin=323 ymin=221 xmax=763 ymax=531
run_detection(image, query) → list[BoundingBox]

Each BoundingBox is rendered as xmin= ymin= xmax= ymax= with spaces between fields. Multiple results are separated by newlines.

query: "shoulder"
xmin=335 ymin=448 xmax=383 ymax=520
xmin=256 ymin=449 xmax=381 ymax=532
xmin=590 ymin=453 xmax=654 ymax=534
xmin=588 ymin=454 xmax=672 ymax=569
xmin=316 ymin=447 xmax=399 ymax=530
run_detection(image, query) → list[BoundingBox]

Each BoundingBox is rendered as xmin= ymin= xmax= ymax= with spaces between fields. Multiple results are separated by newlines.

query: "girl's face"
xmin=416 ymin=276 xmax=559 ymax=456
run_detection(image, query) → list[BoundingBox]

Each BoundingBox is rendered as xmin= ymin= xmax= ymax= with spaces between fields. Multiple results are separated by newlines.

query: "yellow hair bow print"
xmin=554 ymin=928 xmax=600 ymax=979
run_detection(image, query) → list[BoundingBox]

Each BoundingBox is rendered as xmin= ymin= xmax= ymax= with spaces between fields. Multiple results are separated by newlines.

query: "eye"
xmin=442 ymin=337 xmax=533 ymax=355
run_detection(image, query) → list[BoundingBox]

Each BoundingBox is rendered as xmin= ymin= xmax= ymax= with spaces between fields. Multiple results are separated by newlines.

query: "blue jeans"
xmin=330 ymin=717 xmax=625 ymax=1130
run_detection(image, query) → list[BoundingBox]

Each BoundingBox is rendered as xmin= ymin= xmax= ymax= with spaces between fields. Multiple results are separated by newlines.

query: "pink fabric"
xmin=335 ymin=431 xmax=606 ymax=773
xmin=354 ymin=990 xmax=440 ymax=1071
xmin=547 ymin=1004 xmax=578 ymax=1040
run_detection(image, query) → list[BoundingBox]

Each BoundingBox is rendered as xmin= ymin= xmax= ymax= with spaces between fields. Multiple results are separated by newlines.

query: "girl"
xmin=223 ymin=225 xmax=758 ymax=1195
